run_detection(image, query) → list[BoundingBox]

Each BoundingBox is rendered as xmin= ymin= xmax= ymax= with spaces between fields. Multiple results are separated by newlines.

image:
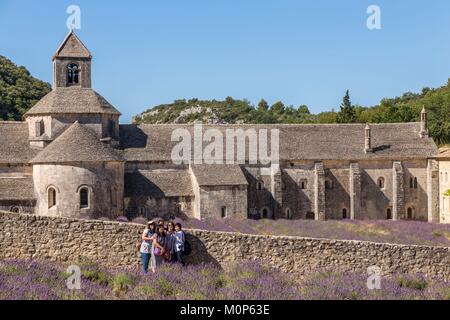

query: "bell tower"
xmin=53 ymin=30 xmax=92 ymax=89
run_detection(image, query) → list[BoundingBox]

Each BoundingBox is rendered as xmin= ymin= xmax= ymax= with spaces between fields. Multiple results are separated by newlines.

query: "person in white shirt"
xmin=139 ymin=221 xmax=156 ymax=274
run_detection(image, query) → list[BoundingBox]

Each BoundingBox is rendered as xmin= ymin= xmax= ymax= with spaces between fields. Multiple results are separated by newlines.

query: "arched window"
xmin=342 ymin=208 xmax=348 ymax=219
xmin=325 ymin=179 xmax=333 ymax=190
xmin=386 ymin=208 xmax=392 ymax=220
xmin=80 ymin=188 xmax=89 ymax=209
xmin=67 ymin=63 xmax=80 ymax=85
xmin=285 ymin=208 xmax=293 ymax=220
xmin=377 ymin=177 xmax=385 ymax=189
xmin=407 ymin=207 xmax=414 ymax=220
xmin=48 ymin=188 xmax=56 ymax=209
xmin=256 ymin=180 xmax=264 ymax=191
xmin=410 ymin=177 xmax=418 ymax=189
xmin=221 ymin=206 xmax=227 ymax=218
xmin=261 ymin=207 xmax=271 ymax=219
xmin=300 ymin=179 xmax=307 ymax=190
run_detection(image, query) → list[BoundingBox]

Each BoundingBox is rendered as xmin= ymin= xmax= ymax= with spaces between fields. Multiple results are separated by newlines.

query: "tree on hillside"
xmin=298 ymin=105 xmax=310 ymax=115
xmin=336 ymin=90 xmax=356 ymax=123
xmin=0 ymin=55 xmax=51 ymax=121
xmin=257 ymin=99 xmax=269 ymax=112
xmin=270 ymin=101 xmax=285 ymax=114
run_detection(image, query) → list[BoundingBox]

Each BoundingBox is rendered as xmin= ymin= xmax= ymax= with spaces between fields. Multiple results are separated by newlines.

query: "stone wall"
xmin=198 ymin=185 xmax=247 ymax=219
xmin=33 ymin=162 xmax=124 ymax=219
xmin=0 ymin=211 xmax=449 ymax=280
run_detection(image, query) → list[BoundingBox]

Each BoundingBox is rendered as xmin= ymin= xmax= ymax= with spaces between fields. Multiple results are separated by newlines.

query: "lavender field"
xmin=0 ymin=259 xmax=449 ymax=300
xmin=128 ymin=217 xmax=450 ymax=247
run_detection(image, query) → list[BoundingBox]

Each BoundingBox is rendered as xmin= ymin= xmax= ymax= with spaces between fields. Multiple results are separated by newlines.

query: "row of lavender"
xmin=111 ymin=216 xmax=450 ymax=247
xmin=1 ymin=258 xmax=449 ymax=300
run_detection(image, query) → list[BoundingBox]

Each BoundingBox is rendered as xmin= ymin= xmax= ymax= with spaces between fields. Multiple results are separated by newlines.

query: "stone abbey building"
xmin=1 ymin=31 xmax=449 ymax=224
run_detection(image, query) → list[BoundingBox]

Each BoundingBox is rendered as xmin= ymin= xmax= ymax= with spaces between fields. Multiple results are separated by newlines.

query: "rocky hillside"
xmin=0 ymin=55 xmax=51 ymax=121
xmin=133 ymin=97 xmax=256 ymax=125
xmin=134 ymin=80 xmax=450 ymax=145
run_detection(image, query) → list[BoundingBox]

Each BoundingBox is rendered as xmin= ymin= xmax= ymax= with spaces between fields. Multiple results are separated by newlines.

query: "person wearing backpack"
xmin=152 ymin=225 xmax=167 ymax=269
xmin=139 ymin=221 xmax=156 ymax=274
xmin=174 ymin=223 xmax=186 ymax=266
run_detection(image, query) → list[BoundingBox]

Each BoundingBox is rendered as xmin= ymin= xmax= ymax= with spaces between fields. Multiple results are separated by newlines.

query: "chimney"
xmin=420 ymin=106 xmax=428 ymax=138
xmin=364 ymin=124 xmax=372 ymax=153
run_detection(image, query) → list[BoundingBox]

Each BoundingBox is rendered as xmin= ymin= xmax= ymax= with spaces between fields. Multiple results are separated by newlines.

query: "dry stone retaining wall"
xmin=0 ymin=211 xmax=449 ymax=280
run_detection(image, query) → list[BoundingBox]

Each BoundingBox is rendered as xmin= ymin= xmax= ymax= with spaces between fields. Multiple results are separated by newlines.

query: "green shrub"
xmin=111 ymin=273 xmax=135 ymax=293
xmin=433 ymin=231 xmax=443 ymax=237
xmin=397 ymin=277 xmax=428 ymax=291
xmin=156 ymin=278 xmax=176 ymax=297
xmin=82 ymin=269 xmax=110 ymax=286
xmin=137 ymin=284 xmax=156 ymax=298
xmin=444 ymin=289 xmax=450 ymax=300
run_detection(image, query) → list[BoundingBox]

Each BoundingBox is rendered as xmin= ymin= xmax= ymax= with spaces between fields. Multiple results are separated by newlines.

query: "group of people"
xmin=139 ymin=220 xmax=186 ymax=274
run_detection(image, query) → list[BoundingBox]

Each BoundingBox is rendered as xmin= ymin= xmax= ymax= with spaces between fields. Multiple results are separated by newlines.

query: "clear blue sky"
xmin=1 ymin=0 xmax=450 ymax=123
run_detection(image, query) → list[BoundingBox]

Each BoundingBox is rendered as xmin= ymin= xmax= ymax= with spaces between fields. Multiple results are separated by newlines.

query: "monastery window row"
xmin=46 ymin=186 xmax=116 ymax=209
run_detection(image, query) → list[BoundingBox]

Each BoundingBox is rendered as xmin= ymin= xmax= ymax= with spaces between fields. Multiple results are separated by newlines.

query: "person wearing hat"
xmin=139 ymin=221 xmax=156 ymax=274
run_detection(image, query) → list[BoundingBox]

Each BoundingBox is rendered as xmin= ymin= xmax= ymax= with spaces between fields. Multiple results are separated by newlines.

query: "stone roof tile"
xmin=0 ymin=122 xmax=39 ymax=164
xmin=119 ymin=123 xmax=438 ymax=162
xmin=191 ymin=164 xmax=248 ymax=186
xmin=24 ymin=87 xmax=121 ymax=116
xmin=125 ymin=170 xmax=193 ymax=197
xmin=53 ymin=31 xmax=91 ymax=59
xmin=30 ymin=122 xmax=124 ymax=164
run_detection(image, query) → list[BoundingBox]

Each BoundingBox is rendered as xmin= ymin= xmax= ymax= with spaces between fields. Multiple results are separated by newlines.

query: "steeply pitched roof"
xmin=119 ymin=123 xmax=438 ymax=162
xmin=30 ymin=122 xmax=124 ymax=164
xmin=54 ymin=31 xmax=91 ymax=59
xmin=24 ymin=87 xmax=121 ymax=116
xmin=0 ymin=122 xmax=39 ymax=164
xmin=125 ymin=170 xmax=193 ymax=197
xmin=0 ymin=177 xmax=35 ymax=200
xmin=191 ymin=164 xmax=248 ymax=186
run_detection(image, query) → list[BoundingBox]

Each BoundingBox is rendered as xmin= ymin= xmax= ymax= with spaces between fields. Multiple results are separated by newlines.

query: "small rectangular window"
xmin=108 ymin=119 xmax=116 ymax=139
xmin=110 ymin=188 xmax=117 ymax=207
xmin=35 ymin=120 xmax=43 ymax=137
xmin=221 ymin=206 xmax=227 ymax=218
